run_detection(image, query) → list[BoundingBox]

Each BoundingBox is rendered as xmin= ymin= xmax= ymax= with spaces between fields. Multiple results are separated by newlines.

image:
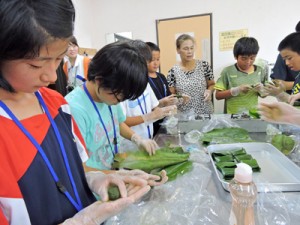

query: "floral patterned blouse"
xmin=167 ymin=60 xmax=214 ymax=115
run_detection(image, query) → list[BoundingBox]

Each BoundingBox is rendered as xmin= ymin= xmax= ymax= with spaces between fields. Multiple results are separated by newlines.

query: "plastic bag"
xmin=201 ymin=114 xmax=240 ymax=133
xmin=177 ymin=109 xmax=196 ymax=121
xmin=104 ymin=162 xmax=229 ymax=225
xmin=257 ymin=189 xmax=291 ymax=224
xmin=184 ymin=130 xmax=203 ymax=143
xmin=161 ymin=116 xmax=179 ymax=135
xmin=265 ymin=124 xmax=282 ymax=143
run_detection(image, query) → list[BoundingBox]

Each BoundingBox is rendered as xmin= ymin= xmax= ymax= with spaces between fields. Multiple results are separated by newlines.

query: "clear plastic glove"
xmin=141 ymin=105 xmax=177 ymax=125
xmin=131 ymin=133 xmax=159 ymax=155
xmin=63 ymin=182 xmax=150 ymax=225
xmin=85 ymin=171 xmax=148 ymax=201
xmin=159 ymin=95 xmax=178 ymax=107
xmin=177 ymin=93 xmax=191 ymax=105
xmin=252 ymin=83 xmax=268 ymax=97
xmin=264 ymin=81 xmax=286 ymax=96
xmin=117 ymin=169 xmax=168 ymax=186
xmin=230 ymin=85 xmax=251 ymax=96
xmin=251 ymin=83 xmax=263 ymax=92
xmin=62 ymin=171 xmax=150 ymax=225
xmin=275 ymin=92 xmax=290 ymax=102
xmin=289 ymin=93 xmax=300 ymax=105
xmin=258 ymin=101 xmax=300 ymax=124
xmin=203 ymin=89 xmax=212 ymax=102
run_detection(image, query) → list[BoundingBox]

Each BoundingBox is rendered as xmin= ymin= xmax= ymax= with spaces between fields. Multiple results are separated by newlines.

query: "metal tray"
xmin=207 ymin=142 xmax=300 ymax=192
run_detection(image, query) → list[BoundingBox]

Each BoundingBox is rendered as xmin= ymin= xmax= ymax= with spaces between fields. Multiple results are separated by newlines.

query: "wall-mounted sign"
xmin=219 ymin=29 xmax=248 ymax=51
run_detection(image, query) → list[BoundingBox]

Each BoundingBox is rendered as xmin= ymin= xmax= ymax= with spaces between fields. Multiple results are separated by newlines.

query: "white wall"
xmin=72 ymin=0 xmax=300 ymax=113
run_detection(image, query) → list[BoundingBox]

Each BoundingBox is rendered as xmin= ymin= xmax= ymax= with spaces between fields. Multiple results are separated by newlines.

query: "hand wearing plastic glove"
xmin=141 ymin=105 xmax=177 ymax=125
xmin=159 ymin=95 xmax=178 ymax=107
xmin=252 ymin=83 xmax=268 ymax=97
xmin=289 ymin=93 xmax=300 ymax=105
xmin=230 ymin=84 xmax=252 ymax=96
xmin=131 ymin=133 xmax=159 ymax=155
xmin=117 ymin=169 xmax=168 ymax=186
xmin=177 ymin=93 xmax=191 ymax=105
xmin=258 ymin=101 xmax=300 ymax=125
xmin=85 ymin=171 xmax=149 ymax=201
xmin=203 ymin=89 xmax=212 ymax=102
xmin=275 ymin=92 xmax=290 ymax=102
xmin=62 ymin=172 xmax=150 ymax=225
xmin=263 ymin=81 xmax=286 ymax=96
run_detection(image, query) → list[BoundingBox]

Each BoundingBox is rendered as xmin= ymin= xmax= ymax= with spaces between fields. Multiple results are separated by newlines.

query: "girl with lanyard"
xmin=0 ymin=1 xmax=166 ymax=224
xmin=120 ymin=40 xmax=177 ymax=147
xmin=63 ymin=36 xmax=90 ymax=93
xmin=65 ymin=42 xmax=162 ymax=170
xmin=146 ymin=42 xmax=179 ymax=136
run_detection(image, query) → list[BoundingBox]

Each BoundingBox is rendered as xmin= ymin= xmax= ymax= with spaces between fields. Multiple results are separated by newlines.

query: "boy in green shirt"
xmin=215 ymin=37 xmax=267 ymax=114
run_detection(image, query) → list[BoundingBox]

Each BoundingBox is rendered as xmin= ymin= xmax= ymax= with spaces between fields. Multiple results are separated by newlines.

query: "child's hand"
xmin=239 ymin=84 xmax=252 ymax=93
xmin=264 ymin=81 xmax=285 ymax=96
xmin=230 ymin=85 xmax=251 ymax=96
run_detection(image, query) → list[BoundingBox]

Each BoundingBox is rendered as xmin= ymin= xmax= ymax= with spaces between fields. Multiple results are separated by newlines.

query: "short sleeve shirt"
xmin=0 ymin=88 xmax=96 ymax=225
xmin=66 ymin=87 xmax=126 ymax=170
xmin=215 ymin=64 xmax=267 ymax=114
xmin=120 ymin=83 xmax=159 ymax=139
xmin=167 ymin=60 xmax=214 ymax=115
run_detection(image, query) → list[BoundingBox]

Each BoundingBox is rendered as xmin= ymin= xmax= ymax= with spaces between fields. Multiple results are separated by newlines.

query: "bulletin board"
xmin=219 ymin=29 xmax=248 ymax=51
xmin=156 ymin=13 xmax=213 ymax=76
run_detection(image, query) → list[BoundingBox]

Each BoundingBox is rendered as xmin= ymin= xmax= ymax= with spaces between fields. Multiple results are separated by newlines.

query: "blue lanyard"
xmin=137 ymin=94 xmax=151 ymax=139
xmin=148 ymin=75 xmax=167 ymax=99
xmin=0 ymin=92 xmax=83 ymax=212
xmin=83 ymin=83 xmax=118 ymax=155
xmin=76 ymin=75 xmax=86 ymax=82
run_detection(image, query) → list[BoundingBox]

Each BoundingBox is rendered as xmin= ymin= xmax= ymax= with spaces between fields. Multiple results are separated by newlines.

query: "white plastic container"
xmin=229 ymin=163 xmax=257 ymax=225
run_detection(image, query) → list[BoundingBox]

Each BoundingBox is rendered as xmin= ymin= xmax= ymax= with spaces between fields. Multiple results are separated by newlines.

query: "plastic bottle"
xmin=229 ymin=163 xmax=257 ymax=225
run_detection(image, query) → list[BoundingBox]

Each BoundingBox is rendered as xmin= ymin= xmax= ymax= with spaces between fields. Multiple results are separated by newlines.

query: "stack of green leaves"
xmin=212 ymin=148 xmax=261 ymax=180
xmin=201 ymin=127 xmax=253 ymax=146
xmin=112 ymin=145 xmax=193 ymax=181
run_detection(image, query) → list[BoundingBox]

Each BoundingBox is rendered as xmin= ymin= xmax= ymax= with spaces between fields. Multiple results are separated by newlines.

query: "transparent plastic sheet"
xmin=289 ymin=138 xmax=300 ymax=166
xmin=253 ymin=177 xmax=300 ymax=224
xmin=265 ymin=124 xmax=282 ymax=143
xmin=257 ymin=190 xmax=291 ymax=224
xmin=104 ymin=162 xmax=228 ymax=225
xmin=188 ymin=149 xmax=211 ymax=164
xmin=277 ymin=124 xmax=300 ymax=163
xmin=161 ymin=116 xmax=179 ymax=135
xmin=200 ymin=114 xmax=240 ymax=133
xmin=184 ymin=130 xmax=203 ymax=144
xmin=177 ymin=109 xmax=196 ymax=121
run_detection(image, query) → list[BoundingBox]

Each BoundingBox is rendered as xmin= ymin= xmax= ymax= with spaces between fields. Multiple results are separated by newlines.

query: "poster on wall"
xmin=219 ymin=29 xmax=248 ymax=51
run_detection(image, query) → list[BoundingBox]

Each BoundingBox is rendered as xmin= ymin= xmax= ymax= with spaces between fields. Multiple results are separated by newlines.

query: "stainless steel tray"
xmin=207 ymin=142 xmax=300 ymax=192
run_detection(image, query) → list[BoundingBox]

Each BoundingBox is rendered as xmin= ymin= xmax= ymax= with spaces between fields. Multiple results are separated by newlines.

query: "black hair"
xmin=128 ymin=40 xmax=152 ymax=63
xmin=87 ymin=42 xmax=148 ymax=101
xmin=0 ymin=0 xmax=75 ymax=92
xmin=233 ymin=37 xmax=259 ymax=58
xmin=146 ymin=42 xmax=160 ymax=52
xmin=296 ymin=21 xmax=300 ymax=32
xmin=278 ymin=32 xmax=300 ymax=54
xmin=69 ymin=36 xmax=79 ymax=47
